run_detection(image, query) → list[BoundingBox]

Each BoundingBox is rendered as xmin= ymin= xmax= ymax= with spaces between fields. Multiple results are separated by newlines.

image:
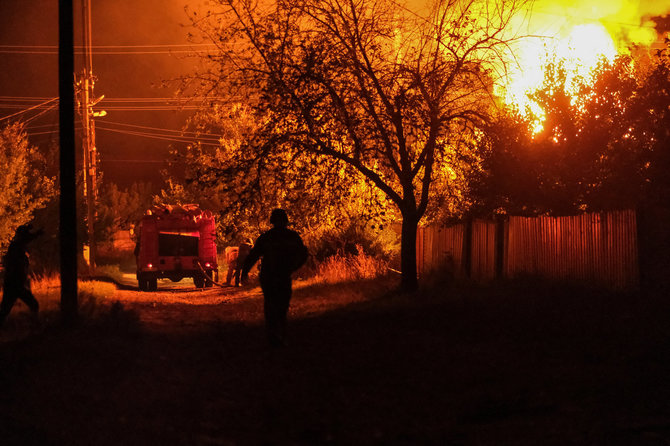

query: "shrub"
xmin=308 ymin=246 xmax=389 ymax=285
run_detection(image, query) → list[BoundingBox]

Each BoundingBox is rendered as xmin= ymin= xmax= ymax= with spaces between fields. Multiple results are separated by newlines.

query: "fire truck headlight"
xmin=204 ymin=262 xmax=211 ymax=268
xmin=147 ymin=263 xmax=153 ymax=269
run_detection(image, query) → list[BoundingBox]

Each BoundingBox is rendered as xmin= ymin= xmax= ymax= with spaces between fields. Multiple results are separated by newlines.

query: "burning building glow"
xmin=501 ymin=0 xmax=669 ymax=112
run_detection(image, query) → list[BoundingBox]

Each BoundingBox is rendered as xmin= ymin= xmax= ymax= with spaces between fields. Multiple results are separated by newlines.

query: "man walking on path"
xmin=0 ymin=224 xmax=43 ymax=328
xmin=241 ymin=209 xmax=308 ymax=347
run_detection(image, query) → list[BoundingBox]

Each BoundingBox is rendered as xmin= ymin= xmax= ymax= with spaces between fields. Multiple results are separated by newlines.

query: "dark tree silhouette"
xmin=182 ymin=0 xmax=530 ymax=290
xmin=475 ymin=42 xmax=670 ymax=216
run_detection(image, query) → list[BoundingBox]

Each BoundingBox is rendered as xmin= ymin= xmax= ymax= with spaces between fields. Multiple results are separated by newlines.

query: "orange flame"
xmin=500 ymin=0 xmax=668 ymax=111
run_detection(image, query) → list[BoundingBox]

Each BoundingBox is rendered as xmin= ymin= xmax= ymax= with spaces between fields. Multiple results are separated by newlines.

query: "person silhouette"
xmin=224 ymin=245 xmax=239 ymax=286
xmin=233 ymin=238 xmax=253 ymax=287
xmin=0 ymin=224 xmax=43 ymax=328
xmin=241 ymin=209 xmax=308 ymax=347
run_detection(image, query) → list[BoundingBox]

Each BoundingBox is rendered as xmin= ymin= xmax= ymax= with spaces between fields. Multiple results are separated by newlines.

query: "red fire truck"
xmin=135 ymin=204 xmax=218 ymax=291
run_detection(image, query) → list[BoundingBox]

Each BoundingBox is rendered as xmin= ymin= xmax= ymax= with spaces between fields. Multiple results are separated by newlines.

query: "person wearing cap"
xmin=241 ymin=209 xmax=308 ymax=347
xmin=0 ymin=224 xmax=43 ymax=327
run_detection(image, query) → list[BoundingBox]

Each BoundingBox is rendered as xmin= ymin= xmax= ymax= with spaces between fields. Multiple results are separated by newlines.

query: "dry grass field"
xmin=1 ymin=264 xmax=669 ymax=445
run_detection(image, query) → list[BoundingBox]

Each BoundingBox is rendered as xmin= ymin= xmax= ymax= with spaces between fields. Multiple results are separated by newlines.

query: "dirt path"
xmin=108 ymin=277 xmax=266 ymax=331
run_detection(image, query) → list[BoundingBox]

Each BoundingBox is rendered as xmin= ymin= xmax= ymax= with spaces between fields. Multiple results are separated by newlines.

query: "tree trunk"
xmin=399 ymin=211 xmax=419 ymax=292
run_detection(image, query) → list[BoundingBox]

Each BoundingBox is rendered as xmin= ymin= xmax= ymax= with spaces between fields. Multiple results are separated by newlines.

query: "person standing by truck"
xmin=224 ymin=245 xmax=239 ymax=286
xmin=233 ymin=238 xmax=253 ymax=287
xmin=0 ymin=224 xmax=43 ymax=328
xmin=241 ymin=209 xmax=308 ymax=347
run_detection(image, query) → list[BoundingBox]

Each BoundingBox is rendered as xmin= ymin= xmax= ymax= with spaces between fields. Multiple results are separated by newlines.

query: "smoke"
xmin=529 ymin=0 xmax=670 ymax=48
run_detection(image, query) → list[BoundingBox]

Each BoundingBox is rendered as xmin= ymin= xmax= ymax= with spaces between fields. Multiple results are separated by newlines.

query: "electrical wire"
xmin=0 ymin=96 xmax=57 ymax=102
xmin=0 ymin=104 xmax=59 ymax=109
xmin=102 ymin=97 xmax=230 ymax=102
xmin=0 ymin=43 xmax=219 ymax=49
xmin=99 ymin=158 xmax=171 ymax=164
xmin=96 ymin=125 xmax=221 ymax=146
xmin=23 ymin=103 xmax=59 ymax=124
xmin=25 ymin=122 xmax=65 ymax=129
xmin=0 ymin=97 xmax=58 ymax=121
xmin=25 ymin=129 xmax=67 ymax=137
xmin=101 ymin=120 xmax=222 ymax=138
xmin=0 ymin=104 xmax=200 ymax=111
xmin=0 ymin=49 xmax=216 ymax=55
xmin=96 ymin=106 xmax=202 ymax=111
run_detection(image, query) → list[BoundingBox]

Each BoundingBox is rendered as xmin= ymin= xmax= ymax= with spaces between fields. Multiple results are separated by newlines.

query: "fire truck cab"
xmin=135 ymin=204 xmax=218 ymax=291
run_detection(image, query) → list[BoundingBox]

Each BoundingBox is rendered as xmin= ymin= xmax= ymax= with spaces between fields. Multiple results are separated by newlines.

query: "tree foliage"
xmin=0 ymin=122 xmax=56 ymax=253
xmin=180 ymin=0 xmax=530 ymax=290
xmin=95 ymin=182 xmax=155 ymax=242
xmin=476 ymin=41 xmax=670 ymax=216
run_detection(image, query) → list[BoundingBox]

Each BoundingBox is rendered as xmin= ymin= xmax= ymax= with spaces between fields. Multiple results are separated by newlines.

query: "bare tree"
xmin=183 ymin=0 xmax=529 ymax=291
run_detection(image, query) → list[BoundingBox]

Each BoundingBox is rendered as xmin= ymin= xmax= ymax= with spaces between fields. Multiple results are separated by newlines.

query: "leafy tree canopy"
xmin=95 ymin=182 xmax=155 ymax=242
xmin=0 ymin=122 xmax=56 ymax=253
xmin=476 ymin=40 xmax=670 ymax=216
xmin=179 ymin=0 xmax=530 ymax=290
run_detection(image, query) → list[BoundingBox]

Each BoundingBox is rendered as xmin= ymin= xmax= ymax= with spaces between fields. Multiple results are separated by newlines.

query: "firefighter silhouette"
xmin=1 ymin=224 xmax=43 ymax=327
xmin=224 ymin=245 xmax=239 ymax=286
xmin=232 ymin=238 xmax=253 ymax=287
xmin=241 ymin=209 xmax=308 ymax=347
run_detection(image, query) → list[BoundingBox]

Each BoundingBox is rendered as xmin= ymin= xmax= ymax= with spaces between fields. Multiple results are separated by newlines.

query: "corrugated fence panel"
xmin=437 ymin=224 xmax=465 ymax=276
xmin=419 ymin=210 xmax=639 ymax=289
xmin=471 ymin=220 xmax=496 ymax=281
xmin=418 ymin=224 xmax=465 ymax=276
xmin=505 ymin=210 xmax=638 ymax=289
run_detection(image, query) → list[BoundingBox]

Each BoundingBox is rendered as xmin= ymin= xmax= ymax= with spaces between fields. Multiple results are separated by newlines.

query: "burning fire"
xmin=501 ymin=0 xmax=668 ymax=112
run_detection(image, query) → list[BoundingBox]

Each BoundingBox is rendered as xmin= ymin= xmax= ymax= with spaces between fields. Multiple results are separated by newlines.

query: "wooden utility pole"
xmin=59 ymin=0 xmax=78 ymax=324
xmin=78 ymin=0 xmax=101 ymax=275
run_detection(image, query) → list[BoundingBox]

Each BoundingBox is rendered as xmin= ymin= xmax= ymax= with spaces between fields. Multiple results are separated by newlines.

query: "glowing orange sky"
xmin=500 ymin=0 xmax=669 ymax=109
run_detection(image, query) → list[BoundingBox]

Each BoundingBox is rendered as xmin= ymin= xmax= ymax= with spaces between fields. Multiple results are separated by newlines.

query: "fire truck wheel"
xmin=148 ymin=277 xmax=158 ymax=291
xmin=138 ymin=276 xmax=148 ymax=292
xmin=205 ymin=270 xmax=214 ymax=288
xmin=193 ymin=274 xmax=205 ymax=288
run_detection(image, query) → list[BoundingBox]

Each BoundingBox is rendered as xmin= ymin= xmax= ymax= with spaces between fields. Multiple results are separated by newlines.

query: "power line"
xmin=26 ymin=129 xmax=67 ymax=137
xmin=102 ymin=119 xmax=222 ymax=138
xmin=0 ymin=43 xmax=221 ymax=55
xmin=0 ymin=43 xmax=218 ymax=49
xmin=19 ymin=115 xmax=224 ymax=141
xmin=0 ymin=97 xmax=58 ymax=121
xmin=96 ymin=125 xmax=221 ymax=146
xmin=0 ymin=104 xmax=201 ymax=112
xmin=102 ymin=97 xmax=229 ymax=102
xmin=0 ymin=96 xmax=58 ymax=102
xmin=26 ymin=122 xmax=68 ymax=130
xmin=0 ymin=49 xmax=216 ymax=55
xmin=23 ymin=103 xmax=59 ymax=124
xmin=98 ymin=106 xmax=202 ymax=111
xmin=0 ymin=96 xmax=226 ymax=103
xmin=99 ymin=159 xmax=172 ymax=164
xmin=0 ymin=104 xmax=60 ymax=109
xmin=96 ymin=125 xmax=220 ymax=143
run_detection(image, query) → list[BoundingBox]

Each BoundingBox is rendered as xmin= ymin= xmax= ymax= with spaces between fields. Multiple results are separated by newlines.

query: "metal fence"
xmin=417 ymin=209 xmax=639 ymax=289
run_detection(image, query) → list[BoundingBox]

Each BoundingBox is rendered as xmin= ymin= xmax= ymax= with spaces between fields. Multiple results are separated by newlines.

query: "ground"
xmin=1 ymin=275 xmax=669 ymax=445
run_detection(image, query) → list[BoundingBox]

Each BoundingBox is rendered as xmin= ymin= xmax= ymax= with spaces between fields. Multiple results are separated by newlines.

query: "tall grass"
xmin=0 ymin=274 xmax=119 ymax=336
xmin=30 ymin=274 xmax=117 ymax=307
xmin=307 ymin=246 xmax=389 ymax=285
